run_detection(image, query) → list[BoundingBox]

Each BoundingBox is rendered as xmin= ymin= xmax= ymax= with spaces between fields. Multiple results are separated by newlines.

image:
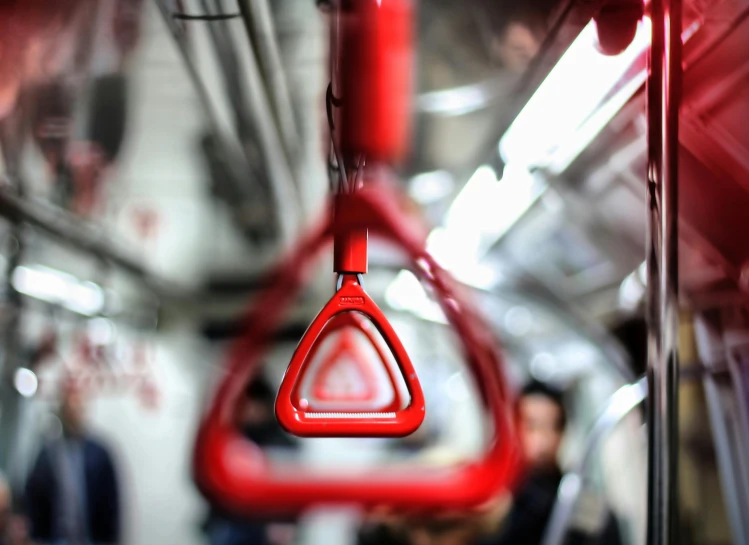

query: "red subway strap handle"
xmin=193 ymin=181 xmax=522 ymax=516
xmin=339 ymin=0 xmax=414 ymax=162
xmin=294 ymin=312 xmax=405 ymax=412
xmin=311 ymin=328 xmax=378 ymax=402
xmin=276 ymin=274 xmax=424 ymax=437
xmin=333 ymin=209 xmax=367 ymax=275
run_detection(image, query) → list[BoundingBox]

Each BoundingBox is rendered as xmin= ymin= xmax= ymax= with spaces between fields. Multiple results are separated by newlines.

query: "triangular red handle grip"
xmin=193 ymin=182 xmax=522 ymax=516
xmin=276 ymin=275 xmax=424 ymax=437
xmin=294 ymin=312 xmax=404 ymax=411
xmin=311 ymin=328 xmax=378 ymax=402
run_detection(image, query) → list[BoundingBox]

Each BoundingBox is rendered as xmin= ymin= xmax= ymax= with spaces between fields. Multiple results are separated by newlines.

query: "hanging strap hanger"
xmin=311 ymin=328 xmax=379 ymax=402
xmin=193 ymin=182 xmax=522 ymax=516
xmin=275 ymin=197 xmax=425 ymax=436
xmin=273 ymin=0 xmax=423 ymax=437
xmin=293 ymin=311 xmax=405 ymax=412
xmin=193 ymin=0 xmax=521 ymax=516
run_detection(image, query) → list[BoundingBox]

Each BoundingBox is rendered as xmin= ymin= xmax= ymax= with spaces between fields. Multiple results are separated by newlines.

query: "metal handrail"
xmin=542 ymin=378 xmax=647 ymax=545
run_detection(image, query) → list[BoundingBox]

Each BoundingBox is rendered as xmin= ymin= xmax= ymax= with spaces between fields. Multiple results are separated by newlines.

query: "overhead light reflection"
xmin=384 ymin=270 xmax=447 ymax=324
xmin=426 ymin=164 xmax=544 ymax=288
xmin=619 ymin=261 xmax=647 ymax=311
xmin=500 ymin=18 xmax=652 ymax=170
xmin=12 ymin=265 xmax=106 ymax=316
xmin=444 ymin=372 xmax=471 ymax=402
xmin=14 ymin=368 xmax=38 ymax=397
xmin=504 ymin=306 xmax=533 ymax=337
xmin=530 ymin=352 xmax=557 ymax=381
xmin=408 ymin=170 xmax=455 ymax=204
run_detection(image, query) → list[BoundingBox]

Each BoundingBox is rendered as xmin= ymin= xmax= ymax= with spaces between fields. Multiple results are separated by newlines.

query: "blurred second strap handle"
xmin=275 ymin=190 xmax=426 ymax=438
xmin=192 ymin=180 xmax=522 ymax=516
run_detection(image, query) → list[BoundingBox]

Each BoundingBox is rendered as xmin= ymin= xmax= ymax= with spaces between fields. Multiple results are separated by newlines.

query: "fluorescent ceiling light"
xmin=12 ymin=265 xmax=105 ymax=316
xmin=546 ymin=68 xmax=648 ymax=174
xmin=408 ymin=170 xmax=455 ymax=204
xmin=618 ymin=270 xmax=645 ymax=311
xmin=528 ymin=18 xmax=700 ymax=174
xmin=426 ymin=163 xmax=544 ymax=285
xmin=417 ymin=78 xmax=504 ymax=116
xmin=504 ymin=306 xmax=533 ymax=337
xmin=14 ymin=368 xmax=39 ymax=398
xmin=500 ymin=18 xmax=652 ymax=169
xmin=530 ymin=352 xmax=557 ymax=381
xmin=385 ymin=270 xmax=447 ymax=324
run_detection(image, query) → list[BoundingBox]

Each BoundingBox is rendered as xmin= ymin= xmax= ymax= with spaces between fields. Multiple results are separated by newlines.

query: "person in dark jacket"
xmin=355 ymin=380 xmax=568 ymax=545
xmin=479 ymin=380 xmax=567 ymax=545
xmin=25 ymin=381 xmax=120 ymax=545
xmin=478 ymin=380 xmax=623 ymax=545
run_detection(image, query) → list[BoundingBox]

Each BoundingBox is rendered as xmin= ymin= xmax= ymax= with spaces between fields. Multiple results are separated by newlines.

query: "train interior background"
xmin=0 ymin=0 xmax=748 ymax=544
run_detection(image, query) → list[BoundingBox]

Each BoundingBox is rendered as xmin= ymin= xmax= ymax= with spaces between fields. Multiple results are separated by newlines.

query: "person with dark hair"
xmin=356 ymin=380 xmax=569 ymax=545
xmin=515 ymin=380 xmax=567 ymax=472
xmin=203 ymin=374 xmax=298 ymax=545
xmin=475 ymin=379 xmax=567 ymax=545
xmin=489 ymin=3 xmax=553 ymax=73
xmin=478 ymin=379 xmax=624 ymax=545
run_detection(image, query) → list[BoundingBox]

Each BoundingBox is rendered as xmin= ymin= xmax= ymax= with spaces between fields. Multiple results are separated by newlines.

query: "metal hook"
xmin=172 ymin=12 xmax=240 ymax=21
xmin=336 ymin=273 xmax=364 ymax=291
xmin=325 ymin=83 xmax=348 ymax=192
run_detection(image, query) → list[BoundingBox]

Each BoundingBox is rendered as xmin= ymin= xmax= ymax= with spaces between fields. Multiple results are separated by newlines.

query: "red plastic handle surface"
xmin=193 ymin=182 xmax=522 ymax=516
xmin=333 ymin=227 xmax=368 ymax=274
xmin=339 ymin=0 xmax=414 ymax=162
xmin=294 ymin=311 xmax=405 ymax=411
xmin=311 ymin=328 xmax=378 ymax=402
xmin=276 ymin=275 xmax=424 ymax=438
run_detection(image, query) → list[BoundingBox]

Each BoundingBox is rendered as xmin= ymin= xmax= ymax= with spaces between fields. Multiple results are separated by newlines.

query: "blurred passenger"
xmin=203 ymin=375 xmax=298 ymax=545
xmin=25 ymin=380 xmax=121 ymax=545
xmin=357 ymin=508 xmax=482 ymax=545
xmin=491 ymin=7 xmax=547 ymax=73
xmin=0 ymin=472 xmax=31 ymax=545
xmin=478 ymin=380 xmax=623 ymax=545
xmin=476 ymin=380 xmax=566 ymax=545
xmin=357 ymin=380 xmax=567 ymax=545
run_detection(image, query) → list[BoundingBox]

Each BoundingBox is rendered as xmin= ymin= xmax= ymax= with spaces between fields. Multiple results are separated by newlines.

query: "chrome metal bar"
xmin=542 ymin=379 xmax=647 ymax=545
xmin=154 ymin=0 xmax=301 ymax=245
xmin=152 ymin=0 xmax=223 ymax=137
xmin=0 ymin=167 xmax=25 ymax=470
xmin=702 ymin=374 xmax=749 ymax=545
xmin=206 ymin=1 xmax=301 ymax=244
xmin=0 ymin=187 xmax=185 ymax=300
xmin=238 ymin=0 xmax=299 ymax=159
xmin=726 ymin=350 xmax=749 ymax=513
xmin=645 ymin=0 xmax=682 ymax=543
